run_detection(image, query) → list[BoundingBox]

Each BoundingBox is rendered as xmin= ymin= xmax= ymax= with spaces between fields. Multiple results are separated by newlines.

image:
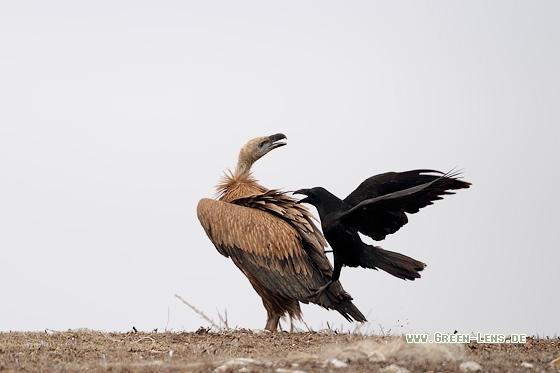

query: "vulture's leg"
xmin=265 ymin=313 xmax=281 ymax=332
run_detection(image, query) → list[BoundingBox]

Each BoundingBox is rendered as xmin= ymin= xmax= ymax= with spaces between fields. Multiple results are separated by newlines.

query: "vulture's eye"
xmin=258 ymin=141 xmax=266 ymax=148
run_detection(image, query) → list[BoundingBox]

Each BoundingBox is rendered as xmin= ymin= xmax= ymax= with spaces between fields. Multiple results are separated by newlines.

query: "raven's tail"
xmin=360 ymin=245 xmax=426 ymax=280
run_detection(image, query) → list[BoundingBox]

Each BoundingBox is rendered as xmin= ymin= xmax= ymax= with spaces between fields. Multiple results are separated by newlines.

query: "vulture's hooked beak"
xmin=293 ymin=189 xmax=310 ymax=204
xmin=268 ymin=133 xmax=287 ymax=150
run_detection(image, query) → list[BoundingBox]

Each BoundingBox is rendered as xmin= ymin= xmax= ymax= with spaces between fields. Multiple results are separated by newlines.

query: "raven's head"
xmin=293 ymin=187 xmax=349 ymax=220
xmin=293 ymin=187 xmax=328 ymax=206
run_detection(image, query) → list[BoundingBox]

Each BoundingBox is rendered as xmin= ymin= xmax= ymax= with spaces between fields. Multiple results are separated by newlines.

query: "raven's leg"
xmin=331 ymin=258 xmax=342 ymax=283
xmin=312 ymin=280 xmax=332 ymax=296
xmin=307 ymin=259 xmax=342 ymax=300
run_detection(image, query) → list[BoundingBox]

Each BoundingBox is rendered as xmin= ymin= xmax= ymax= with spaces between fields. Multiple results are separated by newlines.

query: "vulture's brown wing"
xmin=230 ymin=190 xmax=331 ymax=274
xmin=197 ymin=196 xmax=366 ymax=321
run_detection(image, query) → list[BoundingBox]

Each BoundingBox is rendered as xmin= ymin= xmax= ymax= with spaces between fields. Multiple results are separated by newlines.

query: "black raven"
xmin=294 ymin=169 xmax=471 ymax=295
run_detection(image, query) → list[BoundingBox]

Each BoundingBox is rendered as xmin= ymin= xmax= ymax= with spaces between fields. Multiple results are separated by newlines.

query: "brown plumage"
xmin=197 ymin=133 xmax=366 ymax=331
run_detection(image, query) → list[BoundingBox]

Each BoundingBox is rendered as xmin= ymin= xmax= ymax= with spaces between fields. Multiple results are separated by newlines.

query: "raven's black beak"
xmin=268 ymin=133 xmax=287 ymax=150
xmin=293 ymin=189 xmax=310 ymax=204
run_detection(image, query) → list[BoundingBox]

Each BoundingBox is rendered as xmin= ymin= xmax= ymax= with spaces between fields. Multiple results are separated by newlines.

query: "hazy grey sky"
xmin=1 ymin=1 xmax=558 ymax=336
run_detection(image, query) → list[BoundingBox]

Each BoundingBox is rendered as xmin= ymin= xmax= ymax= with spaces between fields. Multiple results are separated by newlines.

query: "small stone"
xmin=380 ymin=364 xmax=410 ymax=373
xmin=214 ymin=358 xmax=261 ymax=372
xmin=251 ymin=329 xmax=270 ymax=334
xmin=368 ymin=350 xmax=387 ymax=363
xmin=336 ymin=348 xmax=368 ymax=362
xmin=520 ymin=361 xmax=533 ymax=369
xmin=460 ymin=361 xmax=483 ymax=372
xmin=327 ymin=358 xmax=348 ymax=368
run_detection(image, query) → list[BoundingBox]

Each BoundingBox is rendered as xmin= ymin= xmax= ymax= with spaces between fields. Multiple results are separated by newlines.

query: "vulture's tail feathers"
xmin=334 ymin=299 xmax=367 ymax=323
xmin=323 ymin=286 xmax=367 ymax=323
xmin=361 ymin=245 xmax=426 ymax=280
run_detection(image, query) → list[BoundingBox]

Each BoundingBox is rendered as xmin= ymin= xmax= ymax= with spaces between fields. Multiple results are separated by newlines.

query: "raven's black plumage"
xmin=294 ymin=170 xmax=471 ymax=293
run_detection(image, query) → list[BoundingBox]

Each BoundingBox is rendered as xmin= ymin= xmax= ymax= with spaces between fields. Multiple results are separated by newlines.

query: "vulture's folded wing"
xmin=230 ymin=190 xmax=331 ymax=274
xmin=197 ymin=198 xmax=343 ymax=304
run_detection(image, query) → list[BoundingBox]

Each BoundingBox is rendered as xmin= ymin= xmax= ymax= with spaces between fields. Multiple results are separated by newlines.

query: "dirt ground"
xmin=1 ymin=328 xmax=559 ymax=372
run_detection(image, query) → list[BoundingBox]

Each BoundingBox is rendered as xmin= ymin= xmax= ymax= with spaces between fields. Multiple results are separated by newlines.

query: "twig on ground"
xmin=216 ymin=308 xmax=229 ymax=330
xmin=165 ymin=306 xmax=170 ymax=332
xmin=174 ymin=294 xmax=221 ymax=330
xmin=101 ymin=332 xmax=123 ymax=343
xmin=133 ymin=336 xmax=156 ymax=343
xmin=351 ymin=309 xmax=372 ymax=334
xmin=301 ymin=320 xmax=313 ymax=333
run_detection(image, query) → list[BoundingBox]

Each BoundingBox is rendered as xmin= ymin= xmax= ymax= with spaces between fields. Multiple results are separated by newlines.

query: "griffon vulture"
xmin=197 ymin=134 xmax=366 ymax=331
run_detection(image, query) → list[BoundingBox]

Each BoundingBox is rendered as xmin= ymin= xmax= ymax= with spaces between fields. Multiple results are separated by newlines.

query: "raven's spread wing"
xmin=341 ymin=170 xmax=471 ymax=240
xmin=197 ymin=194 xmax=366 ymax=322
xmin=343 ymin=169 xmax=445 ymax=206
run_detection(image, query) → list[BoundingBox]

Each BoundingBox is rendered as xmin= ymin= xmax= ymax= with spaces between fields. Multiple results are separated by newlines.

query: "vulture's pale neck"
xmin=234 ymin=157 xmax=254 ymax=179
xmin=235 ymin=145 xmax=263 ymax=178
xmin=217 ymin=152 xmax=266 ymax=202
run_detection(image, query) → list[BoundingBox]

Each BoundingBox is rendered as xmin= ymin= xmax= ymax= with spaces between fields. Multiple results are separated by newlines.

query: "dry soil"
xmin=1 ymin=328 xmax=559 ymax=372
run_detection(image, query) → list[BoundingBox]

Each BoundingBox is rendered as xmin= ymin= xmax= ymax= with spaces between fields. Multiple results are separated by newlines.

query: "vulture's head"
xmin=238 ymin=133 xmax=287 ymax=167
